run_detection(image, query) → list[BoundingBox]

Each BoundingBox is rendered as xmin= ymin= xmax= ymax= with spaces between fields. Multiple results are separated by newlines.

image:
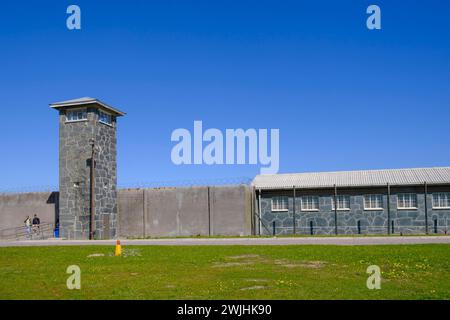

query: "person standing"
xmin=32 ymin=214 xmax=41 ymax=235
xmin=24 ymin=216 xmax=31 ymax=239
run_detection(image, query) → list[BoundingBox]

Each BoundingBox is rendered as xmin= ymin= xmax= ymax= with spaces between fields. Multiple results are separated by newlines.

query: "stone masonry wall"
xmin=58 ymin=104 xmax=117 ymax=239
xmin=258 ymin=186 xmax=450 ymax=235
xmin=94 ymin=114 xmax=118 ymax=239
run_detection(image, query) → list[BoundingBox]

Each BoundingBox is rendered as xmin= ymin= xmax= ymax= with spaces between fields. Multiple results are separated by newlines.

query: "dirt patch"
xmin=228 ymin=254 xmax=261 ymax=260
xmin=212 ymin=262 xmax=254 ymax=268
xmin=213 ymin=255 xmax=326 ymax=269
xmin=274 ymin=259 xmax=326 ymax=269
xmin=240 ymin=285 xmax=266 ymax=291
xmin=213 ymin=254 xmax=262 ymax=268
xmin=122 ymin=248 xmax=142 ymax=257
xmin=107 ymin=248 xmax=142 ymax=257
xmin=245 ymin=279 xmax=269 ymax=282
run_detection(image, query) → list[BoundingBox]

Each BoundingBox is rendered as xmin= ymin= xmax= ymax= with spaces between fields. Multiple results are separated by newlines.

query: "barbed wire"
xmin=0 ymin=177 xmax=253 ymax=194
xmin=0 ymin=185 xmax=58 ymax=195
xmin=118 ymin=176 xmax=252 ymax=189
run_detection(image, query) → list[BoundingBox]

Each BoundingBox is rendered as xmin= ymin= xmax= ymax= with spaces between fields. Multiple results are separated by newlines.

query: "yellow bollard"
xmin=115 ymin=239 xmax=122 ymax=256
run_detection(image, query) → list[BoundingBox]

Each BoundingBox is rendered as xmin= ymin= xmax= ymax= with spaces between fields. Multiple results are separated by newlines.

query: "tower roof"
xmin=50 ymin=97 xmax=126 ymax=116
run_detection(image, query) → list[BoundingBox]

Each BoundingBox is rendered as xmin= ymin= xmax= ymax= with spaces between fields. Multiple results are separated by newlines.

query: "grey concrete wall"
xmin=117 ymin=189 xmax=144 ymax=238
xmin=0 ymin=192 xmax=58 ymax=234
xmin=144 ymin=187 xmax=210 ymax=237
xmin=0 ymin=185 xmax=252 ymax=239
xmin=210 ymin=185 xmax=252 ymax=236
xmin=117 ymin=185 xmax=252 ymax=238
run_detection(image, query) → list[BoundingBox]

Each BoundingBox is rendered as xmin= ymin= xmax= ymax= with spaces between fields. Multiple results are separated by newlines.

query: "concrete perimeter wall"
xmin=0 ymin=192 xmax=59 ymax=231
xmin=117 ymin=185 xmax=252 ymax=238
xmin=0 ymin=186 xmax=252 ymax=238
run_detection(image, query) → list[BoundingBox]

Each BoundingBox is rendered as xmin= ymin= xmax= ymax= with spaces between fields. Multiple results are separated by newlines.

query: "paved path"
xmin=0 ymin=236 xmax=449 ymax=247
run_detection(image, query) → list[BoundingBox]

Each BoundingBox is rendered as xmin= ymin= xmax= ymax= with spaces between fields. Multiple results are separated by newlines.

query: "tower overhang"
xmin=50 ymin=97 xmax=126 ymax=116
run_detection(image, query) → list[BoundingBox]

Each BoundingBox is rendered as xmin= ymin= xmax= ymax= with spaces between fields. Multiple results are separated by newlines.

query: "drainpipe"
xmin=258 ymin=189 xmax=262 ymax=236
xmin=143 ymin=189 xmax=147 ymax=238
xmin=89 ymin=138 xmax=96 ymax=240
xmin=334 ymin=184 xmax=338 ymax=235
xmin=207 ymin=186 xmax=211 ymax=236
xmin=387 ymin=183 xmax=391 ymax=235
xmin=293 ymin=186 xmax=296 ymax=235
xmin=424 ymin=182 xmax=428 ymax=235
xmin=250 ymin=186 xmax=255 ymax=235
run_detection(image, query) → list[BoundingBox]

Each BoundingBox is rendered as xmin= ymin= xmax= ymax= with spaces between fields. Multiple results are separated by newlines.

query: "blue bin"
xmin=54 ymin=227 xmax=59 ymax=238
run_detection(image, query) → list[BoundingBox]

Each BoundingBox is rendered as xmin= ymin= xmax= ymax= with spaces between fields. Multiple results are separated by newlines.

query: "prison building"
xmin=252 ymin=167 xmax=450 ymax=235
xmin=1 ymin=95 xmax=450 ymax=239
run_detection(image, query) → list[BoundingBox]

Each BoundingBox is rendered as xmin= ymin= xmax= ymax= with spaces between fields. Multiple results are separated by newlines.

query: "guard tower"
xmin=50 ymin=97 xmax=125 ymax=239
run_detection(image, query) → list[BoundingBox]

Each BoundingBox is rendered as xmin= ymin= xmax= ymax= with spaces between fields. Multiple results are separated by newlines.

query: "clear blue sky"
xmin=0 ymin=1 xmax=449 ymax=191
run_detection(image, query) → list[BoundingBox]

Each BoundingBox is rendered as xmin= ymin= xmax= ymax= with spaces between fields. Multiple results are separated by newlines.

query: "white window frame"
xmin=271 ymin=196 xmax=289 ymax=212
xmin=364 ymin=194 xmax=384 ymax=210
xmin=98 ymin=110 xmax=113 ymax=126
xmin=332 ymin=195 xmax=350 ymax=211
xmin=397 ymin=193 xmax=418 ymax=210
xmin=301 ymin=196 xmax=319 ymax=211
xmin=432 ymin=193 xmax=450 ymax=209
xmin=66 ymin=108 xmax=87 ymax=122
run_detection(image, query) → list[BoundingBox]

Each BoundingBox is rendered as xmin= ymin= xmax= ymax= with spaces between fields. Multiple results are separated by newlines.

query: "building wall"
xmin=94 ymin=113 xmax=118 ymax=239
xmin=0 ymin=192 xmax=58 ymax=239
xmin=117 ymin=189 xmax=144 ymax=238
xmin=58 ymin=105 xmax=118 ymax=240
xmin=258 ymin=185 xmax=450 ymax=235
xmin=0 ymin=185 xmax=252 ymax=239
xmin=2 ymin=185 xmax=449 ymax=238
xmin=210 ymin=185 xmax=253 ymax=236
xmin=117 ymin=185 xmax=253 ymax=238
xmin=144 ymin=186 xmax=210 ymax=237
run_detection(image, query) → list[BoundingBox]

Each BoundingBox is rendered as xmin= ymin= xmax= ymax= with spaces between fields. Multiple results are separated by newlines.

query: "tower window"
xmin=99 ymin=110 xmax=112 ymax=125
xmin=66 ymin=108 xmax=87 ymax=122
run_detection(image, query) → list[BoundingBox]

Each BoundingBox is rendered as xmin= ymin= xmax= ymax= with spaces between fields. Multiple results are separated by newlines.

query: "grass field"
xmin=0 ymin=244 xmax=449 ymax=299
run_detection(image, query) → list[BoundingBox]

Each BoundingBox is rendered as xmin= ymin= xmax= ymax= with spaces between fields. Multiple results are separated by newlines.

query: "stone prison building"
xmin=0 ymin=97 xmax=449 ymax=239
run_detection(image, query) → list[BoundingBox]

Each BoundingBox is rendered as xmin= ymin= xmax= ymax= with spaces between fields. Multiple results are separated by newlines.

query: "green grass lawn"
xmin=0 ymin=244 xmax=449 ymax=300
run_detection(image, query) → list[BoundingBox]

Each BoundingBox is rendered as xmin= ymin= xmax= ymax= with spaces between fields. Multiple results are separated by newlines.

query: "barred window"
xmin=397 ymin=193 xmax=417 ymax=209
xmin=66 ymin=108 xmax=87 ymax=122
xmin=271 ymin=196 xmax=288 ymax=211
xmin=301 ymin=196 xmax=319 ymax=211
xmin=364 ymin=194 xmax=383 ymax=210
xmin=332 ymin=195 xmax=350 ymax=210
xmin=99 ymin=110 xmax=112 ymax=125
xmin=432 ymin=193 xmax=450 ymax=209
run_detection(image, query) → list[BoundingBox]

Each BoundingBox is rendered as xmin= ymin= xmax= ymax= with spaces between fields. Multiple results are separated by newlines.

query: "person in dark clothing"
xmin=32 ymin=214 xmax=40 ymax=235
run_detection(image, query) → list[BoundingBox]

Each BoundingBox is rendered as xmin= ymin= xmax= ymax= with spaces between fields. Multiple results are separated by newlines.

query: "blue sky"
xmin=0 ymin=1 xmax=449 ymax=190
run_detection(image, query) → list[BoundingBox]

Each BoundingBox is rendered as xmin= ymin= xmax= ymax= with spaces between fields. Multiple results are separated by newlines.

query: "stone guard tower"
xmin=50 ymin=97 xmax=125 ymax=239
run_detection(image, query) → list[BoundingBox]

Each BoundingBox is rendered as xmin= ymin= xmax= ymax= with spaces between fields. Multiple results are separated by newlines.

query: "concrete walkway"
xmin=0 ymin=236 xmax=449 ymax=247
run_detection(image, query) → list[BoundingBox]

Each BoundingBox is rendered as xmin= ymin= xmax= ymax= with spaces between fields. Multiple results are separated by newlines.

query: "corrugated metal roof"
xmin=50 ymin=97 xmax=126 ymax=116
xmin=252 ymin=167 xmax=450 ymax=189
